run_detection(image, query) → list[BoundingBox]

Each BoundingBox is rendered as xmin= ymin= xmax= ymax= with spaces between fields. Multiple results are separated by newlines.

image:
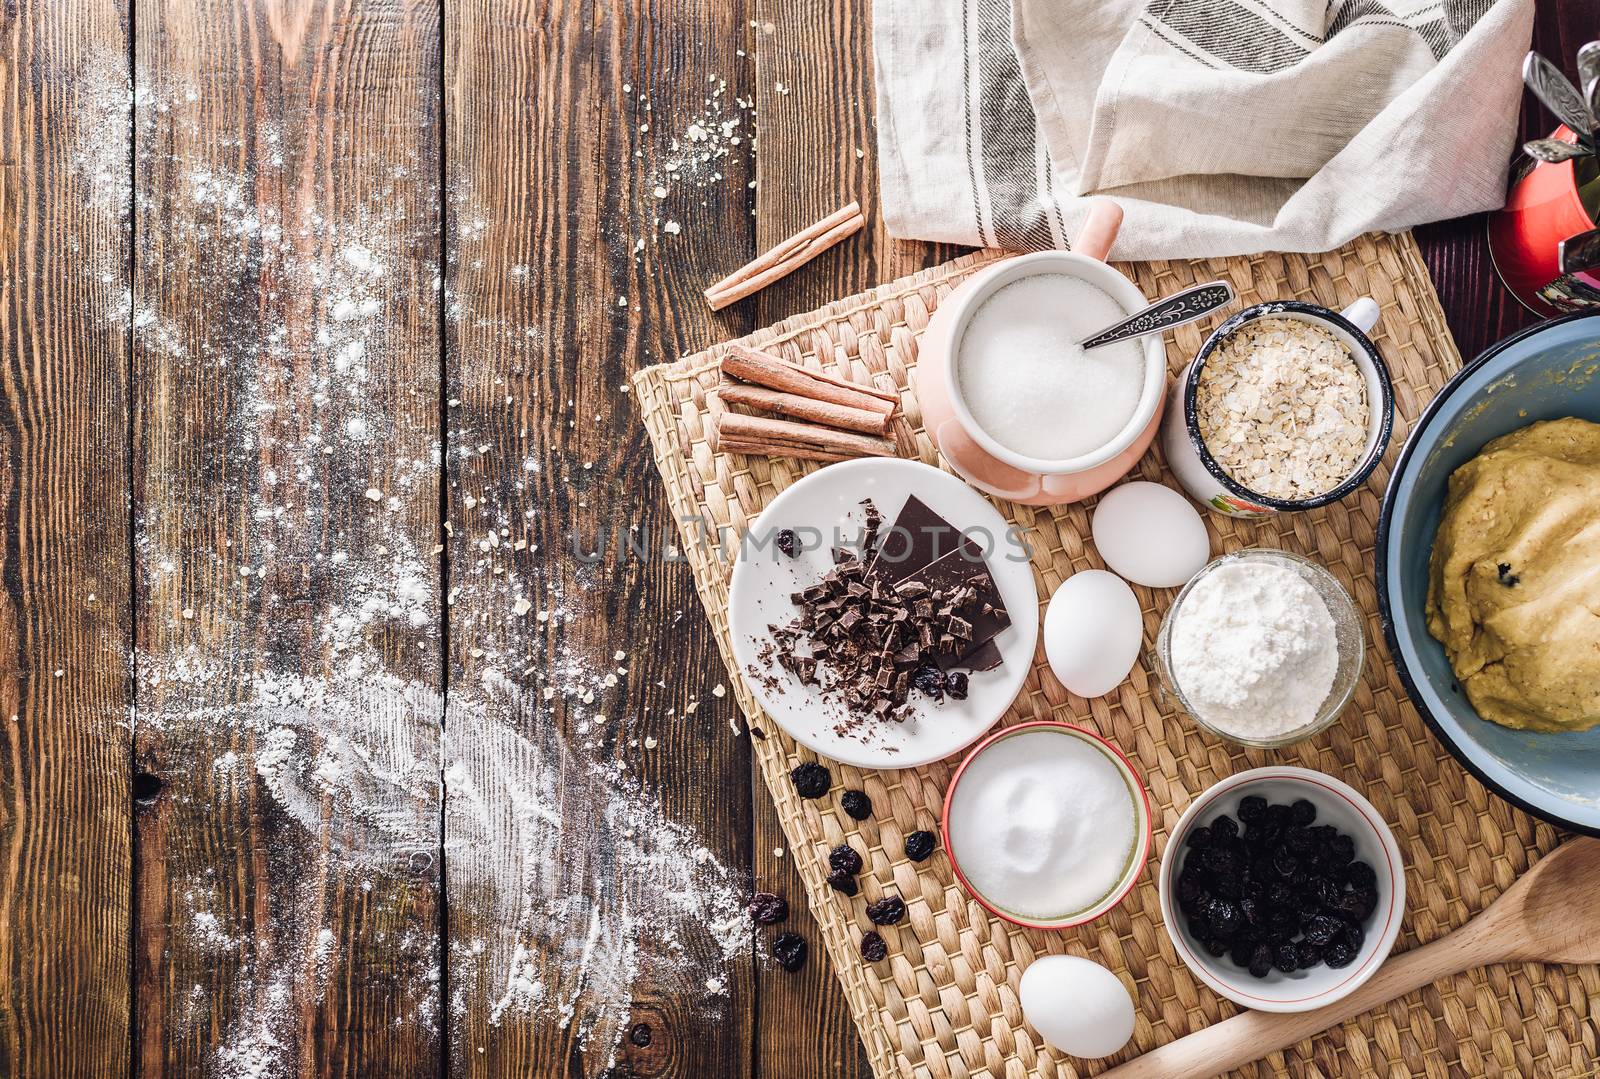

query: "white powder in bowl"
xmin=1170 ymin=561 xmax=1338 ymax=740
xmin=947 ymin=729 xmax=1138 ymax=920
xmin=956 ymin=274 xmax=1146 ymax=460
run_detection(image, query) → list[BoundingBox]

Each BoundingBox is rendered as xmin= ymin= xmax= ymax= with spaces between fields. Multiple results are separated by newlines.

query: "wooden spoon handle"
xmin=1103 ymin=931 xmax=1494 ymax=1079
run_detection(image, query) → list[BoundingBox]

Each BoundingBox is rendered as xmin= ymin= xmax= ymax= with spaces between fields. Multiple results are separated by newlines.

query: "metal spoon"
xmin=1578 ymin=41 xmax=1600 ymax=130
xmin=1560 ymin=227 xmax=1600 ymax=274
xmin=1523 ymin=136 xmax=1590 ymax=164
xmin=1523 ymin=51 xmax=1595 ymax=151
xmin=1076 ymin=280 xmax=1236 ymax=351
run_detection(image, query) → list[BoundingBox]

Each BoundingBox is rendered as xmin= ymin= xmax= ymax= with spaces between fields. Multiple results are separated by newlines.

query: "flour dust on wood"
xmin=95 ymin=58 xmax=756 ymax=1079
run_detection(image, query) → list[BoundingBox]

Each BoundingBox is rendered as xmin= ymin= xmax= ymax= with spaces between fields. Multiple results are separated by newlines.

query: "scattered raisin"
xmin=826 ymin=869 xmax=859 ymax=896
xmin=1497 ymin=562 xmax=1520 ymax=587
xmin=775 ymin=529 xmax=800 ymax=558
xmin=944 ymin=672 xmax=969 ymax=700
xmin=865 ymin=896 xmax=907 ymax=925
xmin=911 ymin=662 xmax=946 ymax=701
xmin=628 ymin=1022 xmax=653 ymax=1048
xmin=772 ymin=933 xmax=808 ymax=972
xmin=829 ymin=844 xmax=863 ymax=875
xmin=747 ymin=892 xmax=788 ymax=925
xmin=859 ymin=931 xmax=888 ymax=963
xmin=840 ymin=789 xmax=873 ymax=821
xmin=903 ymin=830 xmax=937 ymax=862
xmin=790 ymin=761 xmax=831 ymax=798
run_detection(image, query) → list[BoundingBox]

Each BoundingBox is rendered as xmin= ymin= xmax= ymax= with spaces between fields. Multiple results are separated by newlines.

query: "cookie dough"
xmin=1426 ymin=417 xmax=1600 ymax=732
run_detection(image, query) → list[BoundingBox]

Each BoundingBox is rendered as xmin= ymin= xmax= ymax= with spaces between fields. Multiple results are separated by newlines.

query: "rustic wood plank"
xmin=741 ymin=1 xmax=914 ymax=1074
xmin=442 ymin=0 xmax=760 ymax=1075
xmin=130 ymin=2 xmax=442 ymax=1076
xmin=0 ymin=3 xmax=133 ymax=1076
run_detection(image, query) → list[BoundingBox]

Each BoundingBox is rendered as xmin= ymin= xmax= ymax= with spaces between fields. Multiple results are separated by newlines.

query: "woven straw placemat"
xmin=632 ymin=233 xmax=1598 ymax=1078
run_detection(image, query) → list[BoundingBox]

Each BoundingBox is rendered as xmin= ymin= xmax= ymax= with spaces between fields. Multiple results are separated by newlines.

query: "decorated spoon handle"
xmin=1524 ymin=51 xmax=1596 ymax=150
xmin=1077 ymin=280 xmax=1235 ymax=351
xmin=1100 ymin=924 xmax=1498 ymax=1079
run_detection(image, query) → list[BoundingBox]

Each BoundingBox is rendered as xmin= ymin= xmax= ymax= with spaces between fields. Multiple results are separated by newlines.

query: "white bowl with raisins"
xmin=1157 ymin=766 xmax=1405 ymax=1013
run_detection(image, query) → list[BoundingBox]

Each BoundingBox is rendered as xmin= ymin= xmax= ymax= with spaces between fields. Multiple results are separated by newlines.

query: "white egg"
xmin=1092 ymin=481 xmax=1209 ymax=588
xmin=1044 ymin=570 xmax=1142 ymax=698
xmin=1018 ymin=955 xmax=1135 ymax=1059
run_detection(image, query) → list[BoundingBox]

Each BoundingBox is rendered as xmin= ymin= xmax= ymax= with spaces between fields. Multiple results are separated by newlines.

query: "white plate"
xmin=728 ymin=459 xmax=1039 ymax=769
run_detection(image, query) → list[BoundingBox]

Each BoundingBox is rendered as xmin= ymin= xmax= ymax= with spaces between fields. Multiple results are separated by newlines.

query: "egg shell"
xmin=1044 ymin=570 xmax=1142 ymax=698
xmin=1018 ymin=954 xmax=1135 ymax=1059
xmin=1092 ymin=481 xmax=1210 ymax=588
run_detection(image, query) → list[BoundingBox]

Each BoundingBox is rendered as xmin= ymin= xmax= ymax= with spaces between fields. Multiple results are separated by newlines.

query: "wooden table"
xmin=0 ymin=3 xmax=1593 ymax=1077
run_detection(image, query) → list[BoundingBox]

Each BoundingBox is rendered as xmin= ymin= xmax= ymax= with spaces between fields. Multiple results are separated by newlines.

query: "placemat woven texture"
xmin=632 ymin=233 xmax=1599 ymax=1078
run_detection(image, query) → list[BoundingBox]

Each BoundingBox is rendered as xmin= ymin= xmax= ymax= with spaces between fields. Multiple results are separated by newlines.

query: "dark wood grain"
xmin=442 ymin=1 xmax=756 ymax=1076
xmin=131 ymin=2 xmax=442 ymax=1076
xmin=0 ymin=3 xmax=133 ymax=1076
xmin=1414 ymin=4 xmax=1600 ymax=362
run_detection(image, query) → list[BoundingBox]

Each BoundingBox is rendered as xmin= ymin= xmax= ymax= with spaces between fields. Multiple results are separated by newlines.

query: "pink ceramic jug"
xmin=915 ymin=202 xmax=1167 ymax=506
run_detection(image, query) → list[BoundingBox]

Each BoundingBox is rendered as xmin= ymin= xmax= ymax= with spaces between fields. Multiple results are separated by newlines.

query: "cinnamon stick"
xmin=717 ymin=377 xmax=892 ymax=435
xmin=720 ymin=344 xmax=896 ymax=417
xmin=704 ymin=202 xmax=865 ymax=310
xmin=712 ymin=411 xmax=897 ymax=462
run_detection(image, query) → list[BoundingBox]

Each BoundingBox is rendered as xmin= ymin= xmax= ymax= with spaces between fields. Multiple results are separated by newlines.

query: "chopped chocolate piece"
xmin=772 ymin=933 xmax=808 ymax=972
xmin=761 ymin=492 xmax=1012 ymax=726
xmin=952 ymin=639 xmax=1002 ymax=673
xmin=775 ymin=529 xmax=800 ymax=558
xmin=859 ymin=931 xmax=888 ymax=963
xmin=840 ymin=789 xmax=873 ymax=820
xmin=860 ymin=499 xmax=884 ymax=556
xmin=748 ymin=892 xmax=789 ymax=924
xmin=904 ymin=830 xmax=938 ymax=862
xmin=790 ymin=762 xmax=831 ymax=798
xmin=865 ymin=896 xmax=907 ymax=925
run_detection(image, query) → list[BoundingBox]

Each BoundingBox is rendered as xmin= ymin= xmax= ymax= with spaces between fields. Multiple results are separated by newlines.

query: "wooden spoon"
xmin=1103 ymin=838 xmax=1600 ymax=1079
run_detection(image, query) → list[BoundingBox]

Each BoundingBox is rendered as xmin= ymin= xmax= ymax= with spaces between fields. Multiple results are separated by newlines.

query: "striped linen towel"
xmin=873 ymin=0 xmax=1533 ymax=259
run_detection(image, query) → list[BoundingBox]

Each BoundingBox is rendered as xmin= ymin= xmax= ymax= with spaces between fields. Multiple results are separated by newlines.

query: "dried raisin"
xmin=859 ymin=931 xmax=888 ymax=963
xmin=865 ymin=896 xmax=906 ymax=925
xmin=747 ymin=891 xmax=788 ymax=925
xmin=903 ymin=830 xmax=937 ymax=862
xmin=790 ymin=761 xmax=831 ymax=798
xmin=828 ymin=844 xmax=863 ymax=875
xmin=772 ymin=933 xmax=808 ymax=972
xmin=840 ymin=789 xmax=873 ymax=821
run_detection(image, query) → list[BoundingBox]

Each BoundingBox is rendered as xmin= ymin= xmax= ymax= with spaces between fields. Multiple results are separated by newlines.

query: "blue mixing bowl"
xmin=1377 ymin=312 xmax=1600 ymax=837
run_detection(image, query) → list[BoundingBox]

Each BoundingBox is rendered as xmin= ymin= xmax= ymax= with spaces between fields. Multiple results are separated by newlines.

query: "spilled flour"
xmin=444 ymin=674 xmax=751 ymax=1060
xmin=74 ymin=51 xmax=754 ymax=1079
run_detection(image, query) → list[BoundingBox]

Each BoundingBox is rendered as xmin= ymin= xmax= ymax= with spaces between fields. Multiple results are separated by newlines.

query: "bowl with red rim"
xmin=1158 ymin=766 xmax=1405 ymax=1013
xmin=941 ymin=721 xmax=1152 ymax=930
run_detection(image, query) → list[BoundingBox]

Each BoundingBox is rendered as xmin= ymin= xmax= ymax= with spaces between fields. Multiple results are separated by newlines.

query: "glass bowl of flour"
xmin=1152 ymin=549 xmax=1365 ymax=748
